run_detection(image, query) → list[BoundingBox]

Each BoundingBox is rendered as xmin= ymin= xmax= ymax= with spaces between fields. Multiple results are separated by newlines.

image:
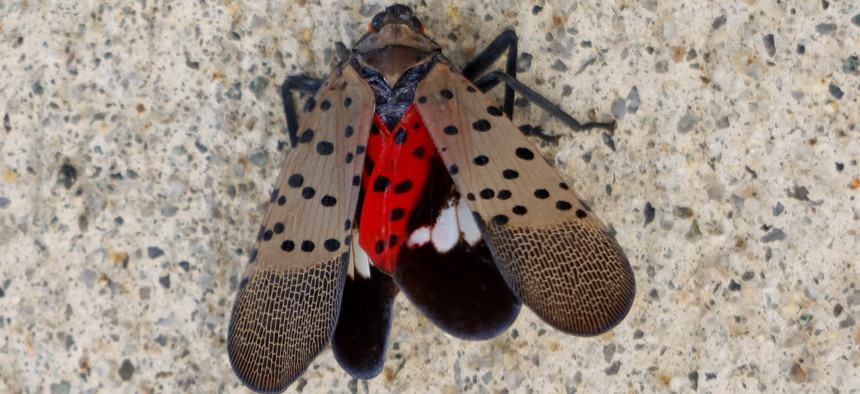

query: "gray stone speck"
xmin=118 ymin=359 xmax=135 ymax=381
xmin=745 ymin=62 xmax=764 ymax=79
xmin=834 ymin=304 xmax=843 ymax=317
xmin=79 ymin=269 xmax=97 ymax=289
xmin=249 ymin=150 xmax=269 ymax=167
xmin=295 ymin=377 xmax=308 ymax=391
xmin=641 ymin=0 xmax=657 ymax=12
xmin=839 ymin=316 xmax=855 ymax=328
xmin=655 ymin=60 xmax=668 ymax=73
xmin=844 ymin=55 xmax=859 ymax=73
xmin=604 ymin=361 xmax=621 ymax=375
xmin=815 ymin=23 xmax=837 ymax=35
xmin=712 ymin=16 xmax=727 ymax=30
xmin=763 ymin=34 xmax=775 ymax=57
xmin=575 ymin=58 xmax=596 ymax=75
xmin=610 ymin=98 xmax=627 ymax=119
xmin=677 ymin=111 xmax=698 ymax=133
xmin=32 ymin=82 xmax=43 ymax=95
xmin=194 ymin=139 xmax=208 ymax=153
xmin=58 ymin=164 xmax=77 ymax=189
xmin=772 ymin=202 xmax=784 ymax=216
xmin=0 ymin=197 xmax=10 ymax=208
xmin=685 ymin=220 xmax=702 ymax=242
xmin=761 ymin=228 xmax=787 ymax=243
xmin=517 ymin=52 xmax=532 ymax=73
xmin=249 ymin=76 xmax=269 ymax=100
xmin=481 ymin=371 xmax=492 ymax=384
xmin=602 ymin=132 xmax=616 ymax=152
xmin=828 ymin=83 xmax=844 ymax=99
xmin=561 ymin=85 xmax=573 ymax=97
xmin=147 ymin=246 xmax=165 ymax=259
xmin=551 ymin=59 xmax=568 ymax=72
xmin=686 ymin=48 xmax=698 ymax=61
xmin=160 ymin=205 xmax=178 ymax=217
xmin=728 ymin=279 xmax=741 ymax=291
xmin=787 ymin=186 xmax=810 ymax=201
xmin=226 ymin=83 xmax=242 ymax=100
xmin=852 ymin=14 xmax=860 ymax=26
xmin=159 ymin=274 xmax=170 ymax=289
xmin=603 ymin=343 xmax=616 ymax=362
xmin=50 ymin=380 xmax=71 ymax=394
xmin=626 ymin=86 xmax=640 ymax=113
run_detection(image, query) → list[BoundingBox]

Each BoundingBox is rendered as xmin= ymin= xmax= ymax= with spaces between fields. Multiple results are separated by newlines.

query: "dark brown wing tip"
xmin=227 ymin=258 xmax=349 ymax=393
xmin=483 ymin=220 xmax=636 ymax=336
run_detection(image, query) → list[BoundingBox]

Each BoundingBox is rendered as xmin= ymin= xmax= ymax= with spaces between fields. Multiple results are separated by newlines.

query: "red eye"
xmin=411 ymin=16 xmax=424 ymax=33
xmin=370 ymin=12 xmax=384 ymax=33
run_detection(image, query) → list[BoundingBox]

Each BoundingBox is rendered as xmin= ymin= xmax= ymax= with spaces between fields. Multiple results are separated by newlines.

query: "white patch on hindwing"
xmin=456 ymin=199 xmax=481 ymax=246
xmin=408 ymin=227 xmax=431 ymax=247
xmin=405 ymin=198 xmax=484 ymax=253
xmin=430 ymin=203 xmax=459 ymax=253
xmin=349 ymin=231 xmax=371 ymax=279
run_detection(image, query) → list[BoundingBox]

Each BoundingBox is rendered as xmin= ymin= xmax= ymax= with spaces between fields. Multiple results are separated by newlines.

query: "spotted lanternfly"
xmin=229 ymin=4 xmax=635 ymax=393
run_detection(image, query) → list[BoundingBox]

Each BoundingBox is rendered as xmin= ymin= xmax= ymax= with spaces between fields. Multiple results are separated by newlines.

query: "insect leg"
xmin=461 ymin=29 xmax=518 ymax=118
xmin=281 ymin=75 xmax=324 ymax=146
xmin=474 ymin=71 xmax=616 ymax=132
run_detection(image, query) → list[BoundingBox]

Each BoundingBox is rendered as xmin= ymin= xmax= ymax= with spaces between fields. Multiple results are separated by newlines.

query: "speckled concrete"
xmin=1 ymin=0 xmax=859 ymax=393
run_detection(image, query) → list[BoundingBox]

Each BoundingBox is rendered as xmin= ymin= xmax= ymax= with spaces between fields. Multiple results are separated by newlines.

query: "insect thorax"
xmin=350 ymin=54 xmax=442 ymax=130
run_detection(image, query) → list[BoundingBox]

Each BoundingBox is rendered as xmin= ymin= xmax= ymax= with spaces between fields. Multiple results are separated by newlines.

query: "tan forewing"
xmin=415 ymin=62 xmax=635 ymax=336
xmin=228 ymin=65 xmax=374 ymax=393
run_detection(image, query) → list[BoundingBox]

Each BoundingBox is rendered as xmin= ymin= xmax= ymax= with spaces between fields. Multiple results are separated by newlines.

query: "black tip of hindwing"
xmin=332 ymin=266 xmax=399 ymax=379
xmin=394 ymin=240 xmax=521 ymax=340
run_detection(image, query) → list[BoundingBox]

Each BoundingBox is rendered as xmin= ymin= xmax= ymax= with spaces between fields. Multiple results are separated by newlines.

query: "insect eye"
xmin=370 ymin=12 xmax=385 ymax=33
xmin=411 ymin=16 xmax=424 ymax=33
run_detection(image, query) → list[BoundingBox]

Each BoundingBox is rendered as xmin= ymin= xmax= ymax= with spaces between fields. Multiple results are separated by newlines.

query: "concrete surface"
xmin=1 ymin=0 xmax=858 ymax=393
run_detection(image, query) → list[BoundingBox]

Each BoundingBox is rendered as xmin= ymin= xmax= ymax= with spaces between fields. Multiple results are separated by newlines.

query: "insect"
xmin=228 ymin=4 xmax=635 ymax=393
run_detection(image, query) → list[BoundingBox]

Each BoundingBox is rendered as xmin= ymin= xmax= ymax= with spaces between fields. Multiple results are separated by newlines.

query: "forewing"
xmin=415 ymin=62 xmax=635 ymax=336
xmin=228 ymin=65 xmax=374 ymax=393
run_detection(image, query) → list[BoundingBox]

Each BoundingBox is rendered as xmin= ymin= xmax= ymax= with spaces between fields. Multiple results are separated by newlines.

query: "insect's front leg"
xmin=280 ymin=75 xmax=323 ymax=147
xmin=463 ymin=30 xmax=615 ymax=134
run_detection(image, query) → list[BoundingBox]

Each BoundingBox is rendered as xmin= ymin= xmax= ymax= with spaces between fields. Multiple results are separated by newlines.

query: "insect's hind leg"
xmin=462 ymin=29 xmax=518 ymax=118
xmin=474 ymin=72 xmax=616 ymax=133
xmin=462 ymin=30 xmax=615 ymax=134
xmin=281 ymin=75 xmax=323 ymax=147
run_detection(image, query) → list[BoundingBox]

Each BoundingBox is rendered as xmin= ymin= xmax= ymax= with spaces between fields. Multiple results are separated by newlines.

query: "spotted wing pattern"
xmin=228 ymin=65 xmax=374 ymax=393
xmin=415 ymin=62 xmax=635 ymax=336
